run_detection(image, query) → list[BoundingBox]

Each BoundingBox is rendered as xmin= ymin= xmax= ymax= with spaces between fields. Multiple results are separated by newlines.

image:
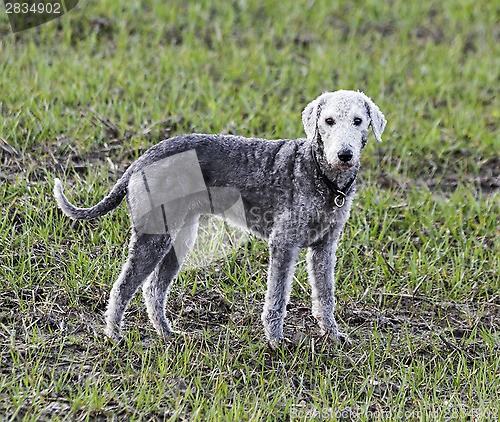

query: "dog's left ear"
xmin=302 ymin=95 xmax=325 ymax=141
xmin=360 ymin=92 xmax=387 ymax=143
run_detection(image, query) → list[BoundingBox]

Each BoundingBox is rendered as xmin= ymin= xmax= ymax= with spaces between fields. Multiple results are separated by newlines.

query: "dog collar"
xmin=311 ymin=144 xmax=357 ymax=208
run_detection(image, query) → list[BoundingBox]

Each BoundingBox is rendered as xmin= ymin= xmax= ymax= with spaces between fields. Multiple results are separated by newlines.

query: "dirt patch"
xmin=422 ymin=156 xmax=500 ymax=193
xmin=374 ymin=151 xmax=499 ymax=194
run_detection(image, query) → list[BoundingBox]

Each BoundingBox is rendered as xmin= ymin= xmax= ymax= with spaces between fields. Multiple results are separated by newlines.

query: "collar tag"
xmin=334 ymin=191 xmax=346 ymax=208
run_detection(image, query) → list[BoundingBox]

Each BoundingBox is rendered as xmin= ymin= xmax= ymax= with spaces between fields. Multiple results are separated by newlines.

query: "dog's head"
xmin=302 ymin=90 xmax=386 ymax=169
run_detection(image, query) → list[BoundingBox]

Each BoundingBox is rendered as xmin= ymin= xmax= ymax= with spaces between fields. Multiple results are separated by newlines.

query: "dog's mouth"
xmin=332 ymin=160 xmax=355 ymax=170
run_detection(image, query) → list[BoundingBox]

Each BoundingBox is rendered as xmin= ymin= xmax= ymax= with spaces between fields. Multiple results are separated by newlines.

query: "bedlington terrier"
xmin=54 ymin=90 xmax=386 ymax=348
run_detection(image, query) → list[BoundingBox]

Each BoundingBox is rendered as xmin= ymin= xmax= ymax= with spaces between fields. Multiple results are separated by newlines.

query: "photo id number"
xmin=5 ymin=2 xmax=62 ymax=14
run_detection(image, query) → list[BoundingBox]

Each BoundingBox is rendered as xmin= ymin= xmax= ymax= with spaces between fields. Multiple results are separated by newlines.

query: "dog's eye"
xmin=353 ymin=117 xmax=363 ymax=126
xmin=325 ymin=117 xmax=335 ymax=126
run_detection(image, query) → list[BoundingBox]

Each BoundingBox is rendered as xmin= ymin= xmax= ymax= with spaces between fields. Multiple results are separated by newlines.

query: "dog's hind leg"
xmin=142 ymin=219 xmax=198 ymax=338
xmin=104 ymin=232 xmax=169 ymax=342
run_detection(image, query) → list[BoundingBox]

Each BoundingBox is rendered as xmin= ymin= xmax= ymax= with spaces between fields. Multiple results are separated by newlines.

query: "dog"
xmin=54 ymin=90 xmax=386 ymax=348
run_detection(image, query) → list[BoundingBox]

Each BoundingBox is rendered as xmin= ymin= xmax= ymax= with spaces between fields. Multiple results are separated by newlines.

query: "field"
xmin=0 ymin=0 xmax=499 ymax=420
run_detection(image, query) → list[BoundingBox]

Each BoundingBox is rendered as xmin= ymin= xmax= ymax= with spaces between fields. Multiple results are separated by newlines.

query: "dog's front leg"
xmin=306 ymin=231 xmax=349 ymax=344
xmin=261 ymin=238 xmax=299 ymax=349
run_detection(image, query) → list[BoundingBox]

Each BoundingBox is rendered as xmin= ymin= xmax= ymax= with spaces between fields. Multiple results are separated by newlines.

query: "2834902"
xmin=5 ymin=2 xmax=62 ymax=14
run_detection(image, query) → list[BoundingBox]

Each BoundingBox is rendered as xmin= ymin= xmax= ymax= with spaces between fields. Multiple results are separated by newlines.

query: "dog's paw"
xmin=267 ymin=336 xmax=298 ymax=351
xmin=315 ymin=320 xmax=352 ymax=347
xmin=105 ymin=332 xmax=125 ymax=347
xmin=314 ymin=315 xmax=352 ymax=348
xmin=335 ymin=331 xmax=352 ymax=346
xmin=160 ymin=328 xmax=180 ymax=337
xmin=267 ymin=336 xmax=285 ymax=351
xmin=320 ymin=329 xmax=352 ymax=348
xmin=161 ymin=329 xmax=189 ymax=341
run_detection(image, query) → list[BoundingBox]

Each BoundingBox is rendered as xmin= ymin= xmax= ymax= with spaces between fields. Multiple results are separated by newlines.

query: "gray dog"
xmin=54 ymin=90 xmax=386 ymax=348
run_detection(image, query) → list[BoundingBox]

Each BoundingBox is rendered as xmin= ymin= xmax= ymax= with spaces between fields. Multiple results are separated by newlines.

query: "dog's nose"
xmin=338 ymin=149 xmax=353 ymax=163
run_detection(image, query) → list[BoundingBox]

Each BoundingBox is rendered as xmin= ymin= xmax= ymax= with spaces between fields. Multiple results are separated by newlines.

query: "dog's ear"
xmin=360 ymin=92 xmax=387 ymax=143
xmin=302 ymin=96 xmax=323 ymax=141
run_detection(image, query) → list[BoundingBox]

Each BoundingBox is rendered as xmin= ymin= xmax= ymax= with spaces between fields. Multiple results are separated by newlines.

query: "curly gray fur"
xmin=54 ymin=90 xmax=386 ymax=348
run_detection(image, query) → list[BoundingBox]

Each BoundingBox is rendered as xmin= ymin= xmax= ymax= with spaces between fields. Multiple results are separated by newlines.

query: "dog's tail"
xmin=54 ymin=175 xmax=129 ymax=220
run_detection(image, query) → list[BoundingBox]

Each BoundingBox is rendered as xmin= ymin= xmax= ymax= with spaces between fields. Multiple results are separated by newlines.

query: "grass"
xmin=1 ymin=0 xmax=499 ymax=420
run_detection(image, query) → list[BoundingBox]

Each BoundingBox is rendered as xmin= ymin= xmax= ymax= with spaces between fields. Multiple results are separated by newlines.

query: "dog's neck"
xmin=310 ymin=141 xmax=358 ymax=207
